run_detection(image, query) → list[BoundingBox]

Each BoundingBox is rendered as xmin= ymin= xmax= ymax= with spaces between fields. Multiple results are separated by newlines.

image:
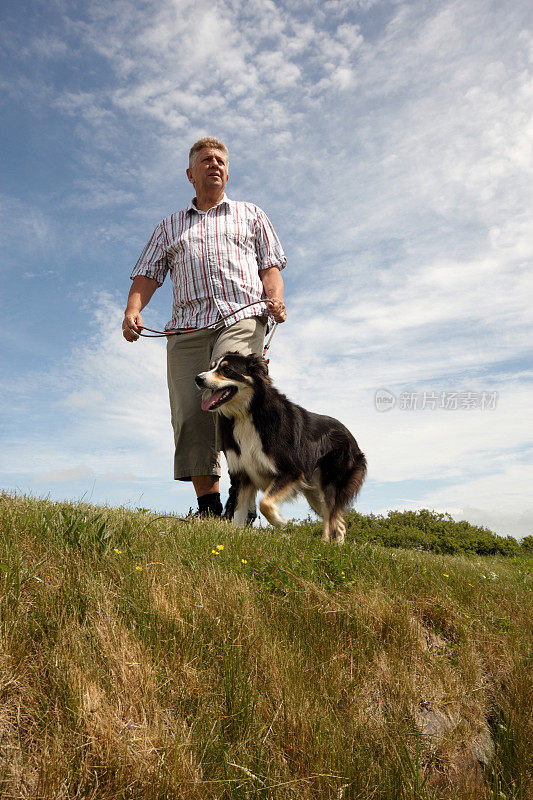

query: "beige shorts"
xmin=167 ymin=316 xmax=267 ymax=480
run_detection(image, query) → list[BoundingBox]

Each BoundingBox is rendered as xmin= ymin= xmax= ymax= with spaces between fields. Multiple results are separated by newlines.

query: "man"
xmin=122 ymin=137 xmax=287 ymax=517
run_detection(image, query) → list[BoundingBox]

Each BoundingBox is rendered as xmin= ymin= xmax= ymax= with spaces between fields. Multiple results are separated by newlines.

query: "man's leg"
xmin=210 ymin=316 xmax=268 ymax=364
xmin=192 ymin=476 xmax=219 ymax=496
xmin=167 ymin=328 xmax=223 ymax=515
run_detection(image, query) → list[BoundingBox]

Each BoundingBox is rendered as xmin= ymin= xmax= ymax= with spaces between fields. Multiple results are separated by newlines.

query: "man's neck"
xmin=193 ymin=190 xmax=225 ymax=212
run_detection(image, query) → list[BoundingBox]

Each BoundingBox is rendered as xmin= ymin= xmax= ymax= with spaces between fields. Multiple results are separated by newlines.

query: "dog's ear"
xmin=245 ymin=353 xmax=270 ymax=381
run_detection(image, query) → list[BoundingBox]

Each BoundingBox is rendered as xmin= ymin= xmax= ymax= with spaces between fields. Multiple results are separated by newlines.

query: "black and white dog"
xmin=195 ymin=352 xmax=367 ymax=544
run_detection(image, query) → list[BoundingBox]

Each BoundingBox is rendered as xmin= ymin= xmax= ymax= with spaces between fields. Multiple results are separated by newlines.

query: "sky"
xmin=1 ymin=0 xmax=532 ymax=538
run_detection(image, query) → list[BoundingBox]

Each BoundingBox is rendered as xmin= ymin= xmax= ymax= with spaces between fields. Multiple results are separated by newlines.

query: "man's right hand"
xmin=122 ymin=312 xmax=144 ymax=342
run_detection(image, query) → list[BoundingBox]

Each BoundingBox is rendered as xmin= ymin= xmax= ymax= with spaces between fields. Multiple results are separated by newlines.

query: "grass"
xmin=0 ymin=491 xmax=531 ymax=799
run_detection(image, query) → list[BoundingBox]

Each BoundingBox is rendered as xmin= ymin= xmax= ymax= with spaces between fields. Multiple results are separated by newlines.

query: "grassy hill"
xmin=0 ymin=492 xmax=531 ymax=799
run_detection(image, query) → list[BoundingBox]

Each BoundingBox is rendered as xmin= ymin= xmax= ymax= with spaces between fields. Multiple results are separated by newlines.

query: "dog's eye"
xmin=218 ymin=363 xmax=242 ymax=380
xmin=209 ymin=361 xmax=216 ymax=370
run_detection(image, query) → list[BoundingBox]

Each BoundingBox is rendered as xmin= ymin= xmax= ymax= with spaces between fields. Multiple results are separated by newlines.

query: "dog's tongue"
xmin=201 ymin=390 xmax=226 ymax=411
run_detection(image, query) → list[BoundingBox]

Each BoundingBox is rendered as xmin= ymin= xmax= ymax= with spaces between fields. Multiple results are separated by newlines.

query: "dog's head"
xmin=195 ymin=352 xmax=270 ymax=415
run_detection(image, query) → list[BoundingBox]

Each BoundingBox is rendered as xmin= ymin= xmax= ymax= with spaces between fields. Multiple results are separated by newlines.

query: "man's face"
xmin=186 ymin=148 xmax=229 ymax=195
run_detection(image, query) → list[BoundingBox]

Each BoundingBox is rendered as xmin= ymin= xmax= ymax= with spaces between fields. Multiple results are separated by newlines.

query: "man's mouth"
xmin=201 ymin=386 xmax=238 ymax=411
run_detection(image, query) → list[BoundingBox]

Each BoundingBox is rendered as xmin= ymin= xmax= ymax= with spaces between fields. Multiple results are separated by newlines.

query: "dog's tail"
xmin=341 ymin=452 xmax=367 ymax=508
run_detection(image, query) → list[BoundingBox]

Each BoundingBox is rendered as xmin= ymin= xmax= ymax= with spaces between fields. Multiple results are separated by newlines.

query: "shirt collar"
xmin=186 ymin=194 xmax=232 ymax=214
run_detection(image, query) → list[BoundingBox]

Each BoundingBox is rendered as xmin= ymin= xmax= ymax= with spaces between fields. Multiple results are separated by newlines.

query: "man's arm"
xmin=259 ymin=266 xmax=286 ymax=323
xmin=122 ymin=275 xmax=159 ymax=342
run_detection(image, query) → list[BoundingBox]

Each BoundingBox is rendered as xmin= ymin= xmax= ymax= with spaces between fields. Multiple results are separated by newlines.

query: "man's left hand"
xmin=267 ymin=298 xmax=287 ymax=323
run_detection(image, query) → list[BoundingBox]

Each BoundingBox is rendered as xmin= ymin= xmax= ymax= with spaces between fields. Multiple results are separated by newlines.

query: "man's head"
xmin=187 ymin=137 xmax=229 ymax=197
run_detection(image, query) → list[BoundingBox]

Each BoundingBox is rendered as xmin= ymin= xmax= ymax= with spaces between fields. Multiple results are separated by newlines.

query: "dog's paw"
xmin=259 ymin=499 xmax=287 ymax=528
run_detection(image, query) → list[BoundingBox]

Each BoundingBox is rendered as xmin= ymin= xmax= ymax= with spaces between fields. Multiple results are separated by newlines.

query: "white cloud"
xmin=23 ymin=269 xmax=57 ymax=279
xmin=454 ymin=507 xmax=533 ymax=541
xmin=0 ymin=195 xmax=56 ymax=260
xmin=37 ymin=466 xmax=94 ymax=483
xmin=2 ymin=0 xmax=532 ymax=534
xmin=63 ymin=389 xmax=106 ymax=409
xmin=4 ymin=281 xmax=524 ymax=533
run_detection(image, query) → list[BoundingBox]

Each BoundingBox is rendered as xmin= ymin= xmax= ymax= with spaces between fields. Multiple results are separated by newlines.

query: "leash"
xmin=262 ymin=321 xmax=278 ymax=358
xmin=136 ymin=299 xmax=279 ymax=357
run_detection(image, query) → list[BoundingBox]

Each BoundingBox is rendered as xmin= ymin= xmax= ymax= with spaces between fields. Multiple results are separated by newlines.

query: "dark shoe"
xmin=196 ymin=492 xmax=222 ymax=518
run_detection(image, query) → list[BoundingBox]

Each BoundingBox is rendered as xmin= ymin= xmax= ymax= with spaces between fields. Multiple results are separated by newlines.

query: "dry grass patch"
xmin=0 ymin=493 xmax=531 ymax=799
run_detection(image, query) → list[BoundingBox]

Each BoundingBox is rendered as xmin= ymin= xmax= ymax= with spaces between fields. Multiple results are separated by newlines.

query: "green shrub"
xmin=345 ymin=508 xmax=521 ymax=556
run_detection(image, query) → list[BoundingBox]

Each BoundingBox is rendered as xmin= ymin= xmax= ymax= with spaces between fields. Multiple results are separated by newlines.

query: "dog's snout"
xmin=195 ymin=372 xmax=207 ymax=388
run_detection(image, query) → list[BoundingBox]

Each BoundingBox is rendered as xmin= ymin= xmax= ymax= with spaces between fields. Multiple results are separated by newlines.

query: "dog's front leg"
xmin=233 ymin=478 xmax=256 ymax=527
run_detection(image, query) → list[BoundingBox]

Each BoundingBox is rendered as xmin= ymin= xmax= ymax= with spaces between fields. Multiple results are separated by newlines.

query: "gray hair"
xmin=188 ymin=137 xmax=229 ymax=169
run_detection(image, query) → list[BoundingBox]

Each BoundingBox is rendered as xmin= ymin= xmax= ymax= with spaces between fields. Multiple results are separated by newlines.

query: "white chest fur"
xmin=226 ymin=416 xmax=277 ymax=489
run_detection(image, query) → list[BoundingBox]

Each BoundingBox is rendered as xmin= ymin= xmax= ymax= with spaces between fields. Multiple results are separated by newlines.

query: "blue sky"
xmin=1 ymin=0 xmax=532 ymax=537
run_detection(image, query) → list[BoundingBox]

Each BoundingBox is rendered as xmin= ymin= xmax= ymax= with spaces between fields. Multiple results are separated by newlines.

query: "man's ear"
xmin=186 ymin=168 xmax=194 ymax=185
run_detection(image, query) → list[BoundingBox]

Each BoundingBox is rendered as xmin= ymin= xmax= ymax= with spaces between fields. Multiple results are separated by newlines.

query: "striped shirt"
xmin=130 ymin=195 xmax=286 ymax=330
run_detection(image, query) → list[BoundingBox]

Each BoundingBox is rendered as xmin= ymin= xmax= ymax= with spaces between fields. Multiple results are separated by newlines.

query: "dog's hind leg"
xmin=326 ymin=454 xmax=367 ymax=544
xmin=321 ymin=517 xmax=332 ymax=543
xmin=259 ymin=475 xmax=301 ymax=528
xmin=302 ymin=477 xmax=325 ymax=518
xmin=318 ymin=484 xmax=347 ymax=545
xmin=302 ymin=476 xmax=343 ymax=543
xmin=302 ymin=483 xmax=335 ymax=541
xmin=320 ymin=509 xmax=345 ymax=544
xmin=318 ymin=449 xmax=366 ymax=544
xmin=331 ymin=513 xmax=346 ymax=545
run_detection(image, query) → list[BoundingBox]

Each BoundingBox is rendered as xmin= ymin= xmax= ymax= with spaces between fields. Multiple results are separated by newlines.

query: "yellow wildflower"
xmin=135 ymin=566 xmax=142 ymax=571
xmin=211 ymin=549 xmax=219 ymax=555
xmin=443 ymin=573 xmax=449 ymax=578
xmin=216 ymin=544 xmax=224 ymax=550
xmin=113 ymin=548 xmax=122 ymax=554
xmin=241 ymin=559 xmax=248 ymax=564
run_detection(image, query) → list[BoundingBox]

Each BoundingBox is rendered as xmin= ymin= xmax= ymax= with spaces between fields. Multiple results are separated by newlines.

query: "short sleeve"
xmin=254 ymin=209 xmax=287 ymax=272
xmin=130 ymin=222 xmax=170 ymax=285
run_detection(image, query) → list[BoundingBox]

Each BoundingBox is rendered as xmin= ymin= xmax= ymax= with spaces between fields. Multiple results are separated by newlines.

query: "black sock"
xmin=197 ymin=492 xmax=223 ymax=516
